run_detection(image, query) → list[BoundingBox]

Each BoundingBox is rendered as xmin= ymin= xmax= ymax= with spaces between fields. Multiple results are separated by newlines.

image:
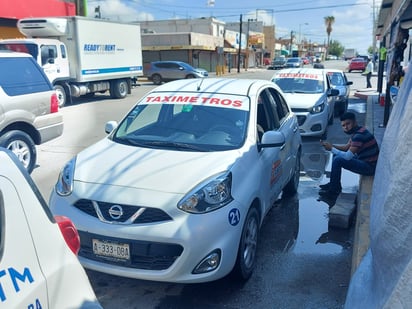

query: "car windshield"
xmin=287 ymin=58 xmax=299 ymax=63
xmin=112 ymin=92 xmax=249 ymax=151
xmin=328 ymin=72 xmax=345 ymax=86
xmin=272 ymin=75 xmax=324 ymax=94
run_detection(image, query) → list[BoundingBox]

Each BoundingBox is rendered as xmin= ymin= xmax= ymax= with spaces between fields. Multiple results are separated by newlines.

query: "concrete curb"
xmin=350 ymin=94 xmax=379 ymax=276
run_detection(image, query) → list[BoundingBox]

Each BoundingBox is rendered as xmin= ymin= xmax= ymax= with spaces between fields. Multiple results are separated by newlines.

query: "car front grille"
xmin=74 ymin=199 xmax=173 ymax=224
xmin=78 ymin=231 xmax=184 ymax=270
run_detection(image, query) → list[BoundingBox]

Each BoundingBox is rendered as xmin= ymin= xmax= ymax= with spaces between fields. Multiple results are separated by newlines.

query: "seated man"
xmin=319 ymin=112 xmax=380 ymax=198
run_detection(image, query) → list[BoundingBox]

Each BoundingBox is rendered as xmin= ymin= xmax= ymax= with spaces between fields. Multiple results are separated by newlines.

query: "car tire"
xmin=152 ymin=74 xmax=162 ymax=85
xmin=328 ymin=112 xmax=334 ymax=125
xmin=54 ymin=84 xmax=67 ymax=108
xmin=110 ymin=79 xmax=129 ymax=99
xmin=0 ymin=130 xmax=36 ymax=174
xmin=232 ymin=207 xmax=259 ymax=281
xmin=186 ymin=74 xmax=196 ymax=79
xmin=283 ymin=149 xmax=301 ymax=196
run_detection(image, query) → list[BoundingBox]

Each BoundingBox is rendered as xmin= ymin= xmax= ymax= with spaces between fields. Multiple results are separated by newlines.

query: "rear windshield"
xmin=0 ymin=57 xmax=52 ymax=96
xmin=0 ymin=43 xmax=38 ymax=59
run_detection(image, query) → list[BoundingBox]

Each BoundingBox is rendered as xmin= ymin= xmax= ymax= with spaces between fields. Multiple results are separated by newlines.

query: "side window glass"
xmin=60 ymin=44 xmax=66 ymax=59
xmin=40 ymin=45 xmax=57 ymax=66
xmin=262 ymin=89 xmax=281 ymax=129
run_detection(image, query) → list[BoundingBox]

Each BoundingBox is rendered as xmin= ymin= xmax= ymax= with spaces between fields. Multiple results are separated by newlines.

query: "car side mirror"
xmin=328 ymin=88 xmax=340 ymax=96
xmin=258 ymin=131 xmax=285 ymax=151
xmin=105 ymin=121 xmax=118 ymax=134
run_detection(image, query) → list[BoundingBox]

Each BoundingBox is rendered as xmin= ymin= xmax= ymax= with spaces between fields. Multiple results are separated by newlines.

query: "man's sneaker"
xmin=319 ymin=189 xmax=341 ymax=198
xmin=319 ymin=183 xmax=331 ymax=190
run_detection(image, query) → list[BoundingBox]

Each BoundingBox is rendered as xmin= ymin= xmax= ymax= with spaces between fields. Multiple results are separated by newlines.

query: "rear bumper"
xmin=35 ymin=112 xmax=64 ymax=144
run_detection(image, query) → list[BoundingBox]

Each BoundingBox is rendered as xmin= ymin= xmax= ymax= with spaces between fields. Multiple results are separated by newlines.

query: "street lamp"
xmin=298 ymin=23 xmax=309 ymax=54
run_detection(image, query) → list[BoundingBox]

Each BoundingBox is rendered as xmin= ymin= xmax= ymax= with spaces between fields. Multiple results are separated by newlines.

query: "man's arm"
xmin=320 ymin=140 xmax=350 ymax=151
xmin=320 ymin=140 xmax=357 ymax=160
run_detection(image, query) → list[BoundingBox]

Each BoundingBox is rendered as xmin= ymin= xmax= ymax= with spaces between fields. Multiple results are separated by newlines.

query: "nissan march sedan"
xmin=271 ymin=68 xmax=339 ymax=138
xmin=49 ymin=78 xmax=301 ymax=283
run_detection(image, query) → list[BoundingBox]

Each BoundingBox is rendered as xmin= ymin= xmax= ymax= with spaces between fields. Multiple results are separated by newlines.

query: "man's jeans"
xmin=329 ymin=156 xmax=376 ymax=193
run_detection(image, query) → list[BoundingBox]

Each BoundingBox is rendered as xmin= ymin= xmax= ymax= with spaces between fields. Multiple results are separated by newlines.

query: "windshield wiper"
xmin=138 ymin=141 xmax=206 ymax=151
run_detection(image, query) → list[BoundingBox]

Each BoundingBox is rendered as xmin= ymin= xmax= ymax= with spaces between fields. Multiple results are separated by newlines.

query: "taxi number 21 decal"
xmin=228 ymin=208 xmax=240 ymax=226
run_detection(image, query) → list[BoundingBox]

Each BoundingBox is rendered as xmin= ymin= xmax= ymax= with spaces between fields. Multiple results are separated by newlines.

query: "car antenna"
xmin=197 ymin=78 xmax=205 ymax=91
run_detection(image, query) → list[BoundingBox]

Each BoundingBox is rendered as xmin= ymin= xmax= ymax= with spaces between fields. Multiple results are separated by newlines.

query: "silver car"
xmin=0 ymin=51 xmax=63 ymax=173
xmin=145 ymin=61 xmax=208 ymax=85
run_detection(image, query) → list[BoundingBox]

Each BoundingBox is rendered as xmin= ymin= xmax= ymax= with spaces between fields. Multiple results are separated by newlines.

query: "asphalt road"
xmin=31 ymin=60 xmax=368 ymax=309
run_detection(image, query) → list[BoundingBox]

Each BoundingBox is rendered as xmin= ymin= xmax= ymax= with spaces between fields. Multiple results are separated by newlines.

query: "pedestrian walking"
xmin=319 ymin=112 xmax=379 ymax=199
xmin=362 ymin=58 xmax=374 ymax=88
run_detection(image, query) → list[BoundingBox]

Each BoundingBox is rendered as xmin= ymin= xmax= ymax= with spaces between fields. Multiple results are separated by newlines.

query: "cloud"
xmin=87 ymin=0 xmax=155 ymax=22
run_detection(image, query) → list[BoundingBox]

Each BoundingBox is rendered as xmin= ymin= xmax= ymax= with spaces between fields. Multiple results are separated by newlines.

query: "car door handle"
xmin=293 ymin=126 xmax=298 ymax=133
xmin=280 ymin=144 xmax=286 ymax=150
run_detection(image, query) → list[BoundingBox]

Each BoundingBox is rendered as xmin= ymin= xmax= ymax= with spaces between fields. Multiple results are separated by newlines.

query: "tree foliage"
xmin=324 ymin=16 xmax=335 ymax=56
xmin=328 ymin=40 xmax=345 ymax=57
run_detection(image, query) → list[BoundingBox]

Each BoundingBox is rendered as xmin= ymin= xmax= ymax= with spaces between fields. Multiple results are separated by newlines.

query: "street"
xmin=32 ymin=60 xmax=369 ymax=308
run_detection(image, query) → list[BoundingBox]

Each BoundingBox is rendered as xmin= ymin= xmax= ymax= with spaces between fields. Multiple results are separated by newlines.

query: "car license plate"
xmin=92 ymin=239 xmax=130 ymax=260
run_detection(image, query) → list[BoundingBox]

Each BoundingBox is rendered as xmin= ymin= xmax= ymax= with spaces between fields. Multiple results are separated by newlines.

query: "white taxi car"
xmin=271 ymin=68 xmax=339 ymax=138
xmin=49 ymin=78 xmax=302 ymax=283
xmin=0 ymin=149 xmax=101 ymax=309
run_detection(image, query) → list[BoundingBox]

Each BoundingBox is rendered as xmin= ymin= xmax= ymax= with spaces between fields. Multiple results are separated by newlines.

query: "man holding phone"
xmin=319 ymin=112 xmax=380 ymax=198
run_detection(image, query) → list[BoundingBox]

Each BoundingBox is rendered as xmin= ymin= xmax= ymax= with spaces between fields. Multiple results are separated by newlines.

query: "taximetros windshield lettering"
xmin=144 ymin=94 xmax=249 ymax=111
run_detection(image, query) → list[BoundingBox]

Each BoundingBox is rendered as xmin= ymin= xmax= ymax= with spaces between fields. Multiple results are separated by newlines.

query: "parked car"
xmin=0 ymin=51 xmax=63 ymax=174
xmin=0 ymin=149 xmax=101 ymax=309
xmin=271 ymin=68 xmax=339 ymax=138
xmin=327 ymin=69 xmax=353 ymax=116
xmin=348 ymin=57 xmax=367 ymax=72
xmin=144 ymin=61 xmax=208 ymax=85
xmin=285 ymin=57 xmax=303 ymax=68
xmin=301 ymin=57 xmax=310 ymax=65
xmin=49 ymin=78 xmax=302 ymax=283
xmin=268 ymin=56 xmax=287 ymax=70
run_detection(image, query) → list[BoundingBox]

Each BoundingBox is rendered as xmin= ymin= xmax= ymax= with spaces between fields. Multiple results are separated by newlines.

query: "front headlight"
xmin=55 ymin=157 xmax=76 ymax=196
xmin=311 ymin=103 xmax=325 ymax=114
xmin=178 ymin=172 xmax=233 ymax=214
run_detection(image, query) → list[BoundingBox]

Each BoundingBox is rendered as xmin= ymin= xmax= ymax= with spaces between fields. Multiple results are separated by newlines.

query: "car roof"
xmin=326 ymin=69 xmax=344 ymax=73
xmin=0 ymin=50 xmax=32 ymax=58
xmin=147 ymin=77 xmax=281 ymax=97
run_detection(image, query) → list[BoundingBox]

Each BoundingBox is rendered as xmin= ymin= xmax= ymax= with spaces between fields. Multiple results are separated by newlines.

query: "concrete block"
xmin=329 ymin=192 xmax=357 ymax=229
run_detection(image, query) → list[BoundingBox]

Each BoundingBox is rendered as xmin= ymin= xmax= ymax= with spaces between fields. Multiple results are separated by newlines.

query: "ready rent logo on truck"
xmin=83 ymin=44 xmax=116 ymax=53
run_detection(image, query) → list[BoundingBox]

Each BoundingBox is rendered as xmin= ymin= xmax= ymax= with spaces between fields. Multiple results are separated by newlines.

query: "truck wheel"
xmin=0 ymin=131 xmax=37 ymax=174
xmin=54 ymin=84 xmax=67 ymax=108
xmin=232 ymin=207 xmax=259 ymax=281
xmin=110 ymin=79 xmax=128 ymax=99
xmin=152 ymin=74 xmax=162 ymax=85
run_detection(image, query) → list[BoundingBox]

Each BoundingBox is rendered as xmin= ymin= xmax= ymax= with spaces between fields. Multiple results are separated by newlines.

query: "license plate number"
xmin=92 ymin=239 xmax=130 ymax=260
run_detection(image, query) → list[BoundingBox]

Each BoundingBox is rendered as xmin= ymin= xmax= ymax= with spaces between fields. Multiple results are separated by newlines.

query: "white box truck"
xmin=0 ymin=16 xmax=143 ymax=107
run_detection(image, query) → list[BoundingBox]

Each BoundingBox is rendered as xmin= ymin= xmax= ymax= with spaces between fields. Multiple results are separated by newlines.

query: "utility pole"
xmin=237 ymin=14 xmax=242 ymax=73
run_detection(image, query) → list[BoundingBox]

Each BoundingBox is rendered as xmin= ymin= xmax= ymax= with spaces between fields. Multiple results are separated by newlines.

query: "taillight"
xmin=55 ymin=215 xmax=80 ymax=255
xmin=50 ymin=92 xmax=59 ymax=113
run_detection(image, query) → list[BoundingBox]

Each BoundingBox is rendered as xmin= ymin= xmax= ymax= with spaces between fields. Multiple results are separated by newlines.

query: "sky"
xmin=86 ymin=0 xmax=382 ymax=54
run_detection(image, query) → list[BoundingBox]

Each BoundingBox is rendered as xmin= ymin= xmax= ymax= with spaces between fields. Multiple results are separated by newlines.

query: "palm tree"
xmin=324 ymin=16 xmax=335 ymax=58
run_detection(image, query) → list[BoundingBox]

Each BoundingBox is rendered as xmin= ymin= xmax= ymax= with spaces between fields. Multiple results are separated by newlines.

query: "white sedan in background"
xmin=271 ymin=68 xmax=339 ymax=138
xmin=327 ymin=69 xmax=353 ymax=116
xmin=49 ymin=78 xmax=301 ymax=283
